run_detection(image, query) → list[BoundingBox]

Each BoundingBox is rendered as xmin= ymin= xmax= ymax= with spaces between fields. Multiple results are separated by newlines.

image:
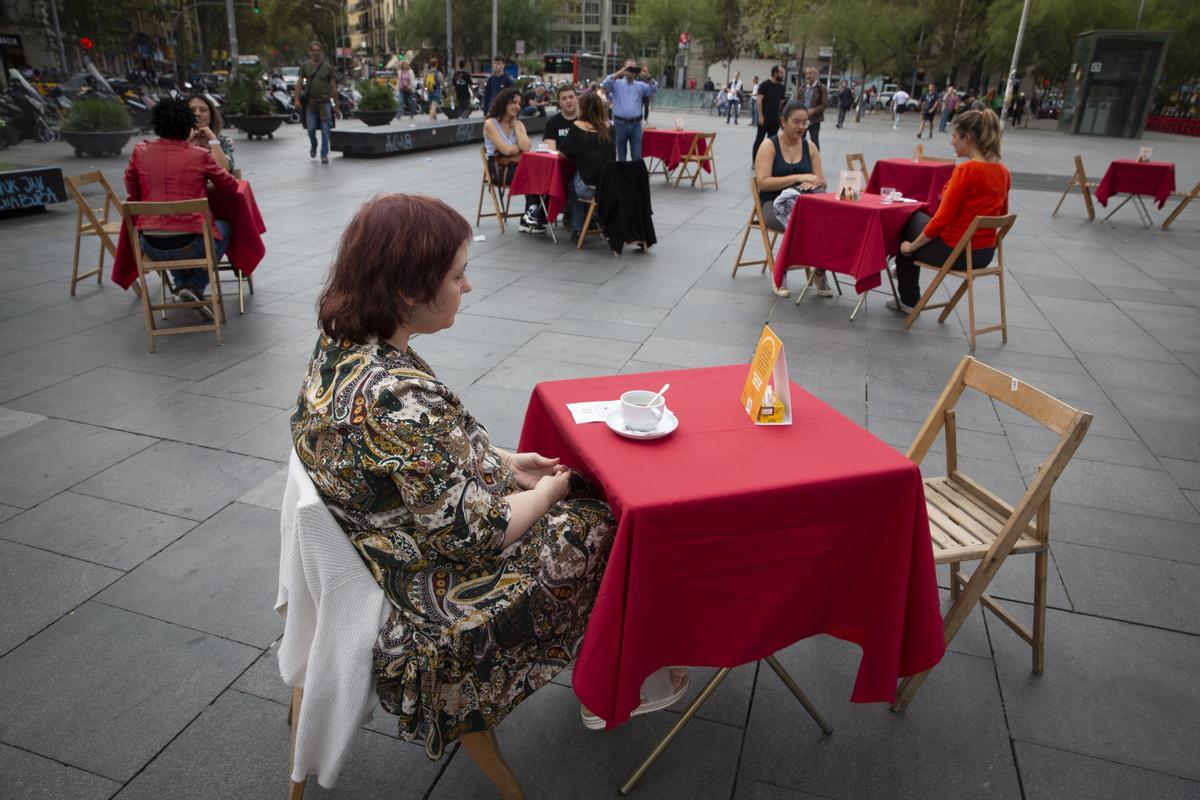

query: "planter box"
xmin=59 ymin=129 xmax=139 ymax=158
xmin=225 ymin=115 xmax=288 ymax=140
xmin=331 ymin=115 xmax=547 ymax=159
xmin=354 ymin=109 xmax=398 ymax=126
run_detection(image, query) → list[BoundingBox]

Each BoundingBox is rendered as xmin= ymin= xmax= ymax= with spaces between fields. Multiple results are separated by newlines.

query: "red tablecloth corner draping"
xmin=866 ymin=158 xmax=956 ymax=215
xmin=1094 ymin=160 xmax=1176 ymax=209
xmin=508 ymin=151 xmax=575 ymax=223
xmin=642 ymin=129 xmax=713 ymax=174
xmin=517 ymin=365 xmax=946 ymax=728
xmin=112 ymin=180 xmax=267 ymax=291
xmin=773 ymin=192 xmax=926 ymax=294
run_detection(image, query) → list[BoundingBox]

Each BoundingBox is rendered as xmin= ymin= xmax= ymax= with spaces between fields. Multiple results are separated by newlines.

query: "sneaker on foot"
xmin=518 ymin=211 xmax=546 ymax=234
xmin=887 ymin=298 xmax=916 ymax=314
xmin=321 ymin=155 xmax=329 ymax=164
xmin=309 ymin=147 xmax=316 ymax=158
xmin=772 ymin=282 xmax=791 ymax=298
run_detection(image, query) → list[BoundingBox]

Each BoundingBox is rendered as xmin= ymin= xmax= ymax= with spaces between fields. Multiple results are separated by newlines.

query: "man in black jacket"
xmin=796 ymin=66 xmax=828 ymax=149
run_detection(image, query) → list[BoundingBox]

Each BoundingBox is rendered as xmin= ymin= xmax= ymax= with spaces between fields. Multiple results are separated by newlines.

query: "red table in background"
xmin=518 ymin=365 xmax=946 ymax=728
xmin=642 ymin=129 xmax=712 ymax=175
xmin=112 ymin=180 xmax=267 ymax=291
xmin=774 ymin=192 xmax=925 ymax=295
xmin=508 ymin=150 xmax=575 ymax=224
xmin=1095 ymin=159 xmax=1176 ymax=208
xmin=866 ymin=158 xmax=956 ymax=214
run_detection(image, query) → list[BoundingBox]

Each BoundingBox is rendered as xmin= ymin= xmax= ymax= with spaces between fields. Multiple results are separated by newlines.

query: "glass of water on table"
xmin=881 ymin=186 xmax=896 ymax=204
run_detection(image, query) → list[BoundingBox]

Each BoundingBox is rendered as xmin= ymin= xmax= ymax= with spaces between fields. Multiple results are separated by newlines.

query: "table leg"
xmin=1101 ymin=194 xmax=1132 ymax=223
xmin=1132 ymin=194 xmax=1153 ymax=228
xmin=538 ymin=196 xmax=558 ymax=244
xmin=619 ymin=668 xmax=732 ymax=795
xmin=884 ymin=267 xmax=902 ymax=307
xmin=849 ymin=292 xmax=868 ymax=321
xmin=793 ymin=270 xmax=817 ymax=305
xmin=763 ymin=655 xmax=834 ymax=735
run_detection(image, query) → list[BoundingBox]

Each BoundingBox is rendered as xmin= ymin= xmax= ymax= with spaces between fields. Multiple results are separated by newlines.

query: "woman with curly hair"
xmin=123 ymin=96 xmax=238 ymax=318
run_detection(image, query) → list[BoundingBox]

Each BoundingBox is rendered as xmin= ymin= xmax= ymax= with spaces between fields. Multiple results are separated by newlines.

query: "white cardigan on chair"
xmin=276 ymin=448 xmax=391 ymax=788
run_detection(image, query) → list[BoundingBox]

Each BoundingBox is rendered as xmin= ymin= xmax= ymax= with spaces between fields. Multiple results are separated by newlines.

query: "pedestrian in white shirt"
xmin=892 ymin=88 xmax=910 ymax=130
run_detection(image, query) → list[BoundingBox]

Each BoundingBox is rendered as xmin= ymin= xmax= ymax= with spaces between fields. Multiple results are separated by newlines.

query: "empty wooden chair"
xmin=731 ymin=176 xmax=781 ymax=277
xmin=122 ymin=198 xmax=226 ymax=352
xmin=64 ymin=171 xmax=123 ymax=296
xmin=845 ymin=152 xmax=869 ymax=185
xmin=903 ymin=214 xmax=1016 ymax=351
xmin=475 ymin=146 xmax=520 ymax=233
xmin=1162 ymin=180 xmax=1199 ymax=231
xmin=1052 ymin=155 xmax=1097 ymax=221
xmin=893 ymin=356 xmax=1092 ymax=710
xmin=675 ymin=132 xmax=718 ymax=191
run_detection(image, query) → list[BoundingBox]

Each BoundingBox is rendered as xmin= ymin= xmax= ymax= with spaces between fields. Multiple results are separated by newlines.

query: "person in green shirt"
xmin=293 ymin=41 xmax=337 ymax=163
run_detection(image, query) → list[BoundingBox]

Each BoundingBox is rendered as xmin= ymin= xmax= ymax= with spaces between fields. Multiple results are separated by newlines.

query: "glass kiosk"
xmin=1058 ymin=30 xmax=1171 ymax=139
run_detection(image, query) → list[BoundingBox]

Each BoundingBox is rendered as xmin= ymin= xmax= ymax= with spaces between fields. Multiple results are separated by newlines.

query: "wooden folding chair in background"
xmin=893 ymin=356 xmax=1092 ymax=710
xmin=914 ymin=144 xmax=955 ymax=164
xmin=731 ymin=177 xmax=781 ymax=276
xmin=845 ymin=152 xmax=869 ymax=185
xmin=65 ymin=171 xmax=123 ymax=296
xmin=1162 ymin=180 xmax=1200 ymax=231
xmin=904 ymin=214 xmax=1016 ymax=351
xmin=475 ymin=146 xmax=520 ymax=233
xmin=1051 ymin=155 xmax=1097 ymax=221
xmin=122 ymin=199 xmax=226 ymax=352
xmin=675 ymin=132 xmax=718 ymax=191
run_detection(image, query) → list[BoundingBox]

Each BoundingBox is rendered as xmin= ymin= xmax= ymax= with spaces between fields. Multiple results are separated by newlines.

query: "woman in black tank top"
xmin=753 ymin=100 xmax=827 ymax=297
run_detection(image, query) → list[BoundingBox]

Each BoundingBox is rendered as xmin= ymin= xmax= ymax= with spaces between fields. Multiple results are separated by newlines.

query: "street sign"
xmin=818 ymin=46 xmax=833 ymax=58
xmin=515 ymin=39 xmax=524 ymax=55
xmin=1090 ymin=62 xmax=1102 ymax=73
xmin=679 ymin=31 xmax=690 ymax=47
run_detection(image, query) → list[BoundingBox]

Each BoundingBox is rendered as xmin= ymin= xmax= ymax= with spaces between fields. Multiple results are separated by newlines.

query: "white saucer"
xmin=605 ymin=408 xmax=678 ymax=440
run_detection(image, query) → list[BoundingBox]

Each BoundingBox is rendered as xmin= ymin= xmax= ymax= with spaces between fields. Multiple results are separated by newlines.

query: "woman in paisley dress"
xmin=292 ymin=194 xmax=629 ymax=782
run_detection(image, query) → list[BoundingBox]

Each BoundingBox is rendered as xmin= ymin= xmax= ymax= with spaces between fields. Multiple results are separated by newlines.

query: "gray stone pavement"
xmin=0 ymin=109 xmax=1198 ymax=800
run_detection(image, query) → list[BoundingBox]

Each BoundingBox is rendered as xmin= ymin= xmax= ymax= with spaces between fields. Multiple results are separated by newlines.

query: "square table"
xmin=112 ymin=180 xmax=266 ymax=291
xmin=866 ymin=158 xmax=956 ymax=214
xmin=508 ymin=150 xmax=575 ymax=243
xmin=773 ymin=191 xmax=926 ymax=318
xmin=518 ymin=365 xmax=946 ymax=790
xmin=1095 ymin=159 xmax=1177 ymax=227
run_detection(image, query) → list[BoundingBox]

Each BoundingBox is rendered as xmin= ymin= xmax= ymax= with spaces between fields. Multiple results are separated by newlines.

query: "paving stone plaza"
xmin=0 ymin=108 xmax=1198 ymax=799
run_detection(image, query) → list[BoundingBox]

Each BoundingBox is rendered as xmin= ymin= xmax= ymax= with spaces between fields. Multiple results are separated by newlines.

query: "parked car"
xmin=279 ymin=66 xmax=301 ymax=92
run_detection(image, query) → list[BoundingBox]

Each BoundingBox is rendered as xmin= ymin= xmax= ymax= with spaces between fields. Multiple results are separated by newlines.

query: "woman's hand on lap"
xmin=536 ymin=469 xmax=571 ymax=505
xmin=509 ymin=452 xmax=561 ymax=490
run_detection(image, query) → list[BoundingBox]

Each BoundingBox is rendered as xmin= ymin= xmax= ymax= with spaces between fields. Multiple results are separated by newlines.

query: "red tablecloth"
xmin=866 ymin=158 xmax=956 ymax=214
xmin=508 ymin=150 xmax=575 ymax=224
xmin=774 ymin=192 xmax=926 ymax=293
xmin=518 ymin=365 xmax=946 ymax=728
xmin=642 ymin=129 xmax=712 ymax=173
xmin=1095 ymin=160 xmax=1176 ymax=209
xmin=112 ymin=180 xmax=267 ymax=290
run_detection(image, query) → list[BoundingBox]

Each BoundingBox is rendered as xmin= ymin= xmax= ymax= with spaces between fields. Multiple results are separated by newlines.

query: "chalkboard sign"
xmin=0 ymin=166 xmax=68 ymax=213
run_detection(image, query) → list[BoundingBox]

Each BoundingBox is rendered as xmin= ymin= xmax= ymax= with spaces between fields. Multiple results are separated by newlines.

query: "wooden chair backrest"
xmin=690 ymin=132 xmax=717 ymax=160
xmin=749 ymin=176 xmax=768 ymax=224
xmin=845 ymin=153 xmax=869 ymax=184
xmin=919 ymin=213 xmax=1016 ymax=273
xmin=478 ymin=145 xmax=495 ymax=186
xmin=909 ymin=356 xmax=1092 ymax=549
xmin=122 ymin=199 xmax=216 ymax=272
xmin=1073 ymin=154 xmax=1088 ymax=184
xmin=66 ymin=170 xmax=122 ymax=228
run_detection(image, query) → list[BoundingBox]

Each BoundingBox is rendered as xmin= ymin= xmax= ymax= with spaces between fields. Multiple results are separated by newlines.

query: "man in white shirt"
xmin=892 ymin=88 xmax=910 ymax=130
xmin=749 ymin=76 xmax=760 ymax=126
xmin=726 ymin=71 xmax=743 ymax=124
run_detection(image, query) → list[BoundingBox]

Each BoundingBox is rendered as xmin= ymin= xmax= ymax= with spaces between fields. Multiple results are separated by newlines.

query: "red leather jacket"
xmin=124 ymin=138 xmax=238 ymax=237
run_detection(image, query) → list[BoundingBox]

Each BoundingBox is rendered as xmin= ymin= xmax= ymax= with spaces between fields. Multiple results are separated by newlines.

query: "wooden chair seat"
xmin=924 ymin=475 xmax=1043 ymax=563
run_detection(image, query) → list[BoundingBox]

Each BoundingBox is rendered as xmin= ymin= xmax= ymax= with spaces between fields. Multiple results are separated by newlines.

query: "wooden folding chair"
xmin=1051 ymin=155 xmax=1097 ymax=221
xmin=475 ymin=146 xmax=520 ymax=233
xmin=65 ymin=171 xmax=123 ymax=296
xmin=1162 ymin=180 xmax=1200 ymax=231
xmin=674 ymin=132 xmax=718 ymax=191
xmin=845 ymin=152 xmax=869 ymax=185
xmin=904 ymin=214 xmax=1016 ymax=351
xmin=575 ymin=197 xmax=604 ymax=249
xmin=731 ymin=177 xmax=780 ymax=276
xmin=122 ymin=199 xmax=226 ymax=352
xmin=893 ymin=356 xmax=1092 ymax=710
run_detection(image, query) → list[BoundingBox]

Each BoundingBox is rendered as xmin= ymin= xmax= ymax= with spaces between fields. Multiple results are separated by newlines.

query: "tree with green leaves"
xmin=393 ymin=0 xmax=559 ymax=65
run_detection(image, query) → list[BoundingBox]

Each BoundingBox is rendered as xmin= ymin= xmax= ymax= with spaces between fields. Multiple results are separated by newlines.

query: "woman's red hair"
xmin=318 ymin=193 xmax=470 ymax=342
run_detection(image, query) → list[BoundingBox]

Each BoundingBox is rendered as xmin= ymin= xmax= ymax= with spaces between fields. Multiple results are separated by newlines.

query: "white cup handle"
xmin=650 ymin=406 xmax=664 ymax=426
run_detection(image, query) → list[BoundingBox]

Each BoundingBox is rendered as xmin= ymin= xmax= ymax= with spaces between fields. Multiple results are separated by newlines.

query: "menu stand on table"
xmin=620 ymin=655 xmax=832 ymax=795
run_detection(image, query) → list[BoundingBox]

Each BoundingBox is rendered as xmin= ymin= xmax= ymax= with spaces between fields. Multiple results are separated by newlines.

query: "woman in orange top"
xmin=891 ymin=109 xmax=1010 ymax=312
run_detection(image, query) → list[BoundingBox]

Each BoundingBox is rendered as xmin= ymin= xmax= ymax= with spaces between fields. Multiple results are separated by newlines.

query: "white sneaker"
xmin=887 ymin=298 xmax=916 ymax=314
xmin=772 ymin=282 xmax=791 ymax=298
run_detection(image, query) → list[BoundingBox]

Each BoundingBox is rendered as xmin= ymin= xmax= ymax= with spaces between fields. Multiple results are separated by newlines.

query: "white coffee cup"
xmin=620 ymin=390 xmax=666 ymax=432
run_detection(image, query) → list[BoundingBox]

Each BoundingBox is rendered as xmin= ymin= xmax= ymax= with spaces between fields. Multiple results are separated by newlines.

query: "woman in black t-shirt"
xmin=557 ymin=92 xmax=616 ymax=241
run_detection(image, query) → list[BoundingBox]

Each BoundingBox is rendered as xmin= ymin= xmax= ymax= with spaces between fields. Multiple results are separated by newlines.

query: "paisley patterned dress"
xmin=291 ymin=334 xmax=615 ymax=759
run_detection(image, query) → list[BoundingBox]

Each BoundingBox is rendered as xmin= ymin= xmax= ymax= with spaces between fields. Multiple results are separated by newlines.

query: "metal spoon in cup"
xmin=643 ymin=383 xmax=670 ymax=406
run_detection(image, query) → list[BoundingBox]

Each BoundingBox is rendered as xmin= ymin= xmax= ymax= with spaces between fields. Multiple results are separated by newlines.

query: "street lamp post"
xmin=999 ymin=0 xmax=1032 ymax=131
xmin=224 ymin=0 xmax=239 ymax=65
xmin=491 ymin=0 xmax=498 ymax=60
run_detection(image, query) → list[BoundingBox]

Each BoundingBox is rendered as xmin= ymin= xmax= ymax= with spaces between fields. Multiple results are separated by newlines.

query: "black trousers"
xmin=894 ymin=212 xmax=995 ymax=306
xmin=806 ymin=120 xmax=821 ymax=150
xmin=837 ymin=106 xmax=849 ymax=127
xmin=753 ymin=117 xmax=780 ymax=162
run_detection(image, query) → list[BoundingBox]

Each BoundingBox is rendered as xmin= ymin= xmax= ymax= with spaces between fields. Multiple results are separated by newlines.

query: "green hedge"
xmin=356 ymin=80 xmax=398 ymax=112
xmin=59 ymin=98 xmax=134 ymax=132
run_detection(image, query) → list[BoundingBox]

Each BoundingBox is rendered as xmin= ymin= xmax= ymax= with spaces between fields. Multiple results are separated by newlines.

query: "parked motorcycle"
xmin=75 ymin=62 xmax=153 ymax=130
xmin=1 ymin=69 xmax=56 ymax=142
xmin=334 ymin=85 xmax=357 ymax=120
xmin=266 ymin=76 xmax=301 ymax=123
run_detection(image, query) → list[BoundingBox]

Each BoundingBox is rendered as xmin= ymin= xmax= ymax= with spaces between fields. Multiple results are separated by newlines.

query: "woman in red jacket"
xmin=124 ymin=97 xmax=238 ymax=318
xmin=891 ymin=109 xmax=1009 ymax=312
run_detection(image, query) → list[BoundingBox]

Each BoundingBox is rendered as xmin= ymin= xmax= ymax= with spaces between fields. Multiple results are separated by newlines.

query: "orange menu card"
xmin=740 ymin=324 xmax=793 ymax=425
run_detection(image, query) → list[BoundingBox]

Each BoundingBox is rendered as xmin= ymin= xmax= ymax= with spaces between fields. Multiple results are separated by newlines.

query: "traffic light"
xmin=252 ymin=0 xmax=260 ymax=13
xmin=79 ymin=36 xmax=93 ymax=50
